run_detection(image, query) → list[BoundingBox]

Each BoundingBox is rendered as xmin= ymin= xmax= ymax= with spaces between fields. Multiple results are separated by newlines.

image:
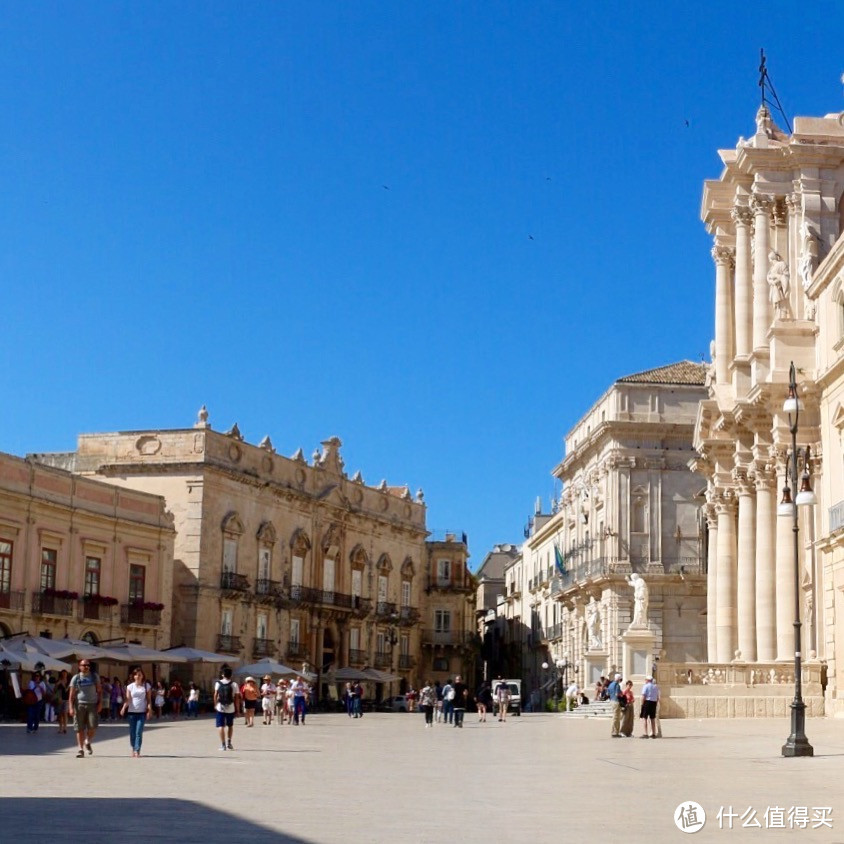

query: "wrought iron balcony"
xmin=374 ymin=651 xmax=392 ymax=669
xmin=286 ymin=641 xmax=309 ymax=660
xmin=288 ymin=585 xmax=358 ymax=612
xmin=397 ymin=605 xmax=420 ymax=625
xmin=220 ymin=571 xmax=250 ymax=593
xmin=252 ymin=637 xmax=276 ymax=658
xmin=350 ymin=596 xmax=372 ymax=618
xmin=216 ymin=634 xmax=243 ymax=654
xmin=374 ymin=601 xmax=397 ymax=619
xmin=426 ymin=577 xmax=472 ymax=594
xmin=830 ymin=499 xmax=844 ymax=533
xmin=398 ymin=654 xmax=415 ymax=670
xmin=121 ymin=604 xmax=163 ymax=626
xmin=348 ymin=648 xmax=367 ymax=665
xmin=82 ymin=598 xmax=106 ymax=621
xmin=421 ymin=629 xmax=469 ymax=647
xmin=0 ymin=589 xmax=25 ymax=611
xmin=255 ymin=579 xmax=282 ymax=601
xmin=32 ymin=593 xmax=75 ymax=617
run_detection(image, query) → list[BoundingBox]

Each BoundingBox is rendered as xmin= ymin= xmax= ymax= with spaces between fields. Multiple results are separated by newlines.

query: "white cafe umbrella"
xmin=233 ymin=658 xmax=304 ymax=678
xmin=0 ymin=643 xmax=71 ymax=673
xmin=101 ymin=643 xmax=189 ymax=664
xmin=161 ymin=646 xmax=231 ymax=664
xmin=6 ymin=634 xmax=123 ymax=662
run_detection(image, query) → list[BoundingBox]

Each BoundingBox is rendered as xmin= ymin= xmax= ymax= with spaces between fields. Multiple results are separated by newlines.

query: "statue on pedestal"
xmin=626 ymin=573 xmax=649 ymax=628
xmin=799 ymin=220 xmax=818 ymax=291
xmin=767 ymin=251 xmax=790 ymax=319
xmin=586 ymin=597 xmax=602 ymax=650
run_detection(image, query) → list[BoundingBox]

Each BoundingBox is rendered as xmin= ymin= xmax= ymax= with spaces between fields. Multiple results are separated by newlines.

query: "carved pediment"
xmin=221 ymin=511 xmax=244 ymax=536
xmin=257 ymin=521 xmax=277 ymax=545
xmin=291 ymin=528 xmax=311 ymax=555
xmin=377 ymin=553 xmax=393 ymax=573
xmin=401 ymin=556 xmax=415 ymax=578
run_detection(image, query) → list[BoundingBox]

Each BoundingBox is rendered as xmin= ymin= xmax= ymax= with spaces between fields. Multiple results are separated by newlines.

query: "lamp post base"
xmin=782 ymin=701 xmax=814 ymax=757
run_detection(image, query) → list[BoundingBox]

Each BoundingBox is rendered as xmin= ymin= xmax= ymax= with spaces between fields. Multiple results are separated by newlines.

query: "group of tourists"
xmin=606 ymin=673 xmax=661 ymax=739
xmin=239 ymin=673 xmax=311 ymax=728
xmin=413 ymin=676 xmax=513 ymax=728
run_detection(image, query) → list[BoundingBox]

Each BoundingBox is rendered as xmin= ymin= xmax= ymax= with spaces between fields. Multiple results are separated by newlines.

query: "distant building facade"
xmin=474 ymin=543 xmax=520 ymax=681
xmin=33 ymin=411 xmax=474 ymax=693
xmin=508 ymin=363 xmax=709 ymax=704
xmin=0 ymin=451 xmax=174 ymax=649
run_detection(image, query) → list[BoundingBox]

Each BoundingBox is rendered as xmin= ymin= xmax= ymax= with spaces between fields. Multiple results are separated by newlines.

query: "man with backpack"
xmin=214 ymin=665 xmax=241 ymax=751
xmin=68 ymin=660 xmax=101 ymax=757
xmin=441 ymin=679 xmax=455 ymax=725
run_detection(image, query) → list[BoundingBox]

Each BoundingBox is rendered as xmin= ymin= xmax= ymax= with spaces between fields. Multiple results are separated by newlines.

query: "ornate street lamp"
xmin=779 ymin=361 xmax=815 ymax=758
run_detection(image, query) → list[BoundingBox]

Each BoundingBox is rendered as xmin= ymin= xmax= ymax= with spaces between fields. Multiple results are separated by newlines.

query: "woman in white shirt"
xmin=120 ymin=668 xmax=152 ymax=757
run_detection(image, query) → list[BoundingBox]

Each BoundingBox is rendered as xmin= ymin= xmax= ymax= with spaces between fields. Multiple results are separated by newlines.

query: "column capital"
xmin=714 ymin=489 xmax=737 ymax=516
xmin=731 ymin=205 xmax=753 ymax=228
xmin=711 ymin=244 xmax=735 ymax=267
xmin=750 ymin=193 xmax=773 ymax=215
xmin=750 ymin=461 xmax=777 ymax=491
xmin=732 ymin=467 xmax=755 ymax=496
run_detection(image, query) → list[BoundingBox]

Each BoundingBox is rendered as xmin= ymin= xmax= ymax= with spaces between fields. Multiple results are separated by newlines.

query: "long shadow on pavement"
xmin=0 ymin=798 xmax=311 ymax=842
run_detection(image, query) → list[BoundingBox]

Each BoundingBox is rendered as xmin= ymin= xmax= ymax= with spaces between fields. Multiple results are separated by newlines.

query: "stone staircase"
xmin=559 ymin=700 xmax=614 ymax=719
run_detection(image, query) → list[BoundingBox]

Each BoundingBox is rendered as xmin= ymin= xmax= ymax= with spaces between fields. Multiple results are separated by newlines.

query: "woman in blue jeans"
xmin=120 ymin=668 xmax=152 ymax=757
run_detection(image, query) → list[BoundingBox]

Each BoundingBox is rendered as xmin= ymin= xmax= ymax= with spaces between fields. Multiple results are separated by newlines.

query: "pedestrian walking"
xmin=186 ymin=682 xmax=200 ymax=718
xmin=24 ymin=671 xmax=47 ymax=733
xmin=494 ymin=677 xmax=511 ymax=722
xmin=153 ymin=680 xmax=166 ymax=718
xmin=640 ymin=675 xmax=660 ymax=738
xmin=110 ymin=676 xmax=124 ymax=720
xmin=291 ymin=677 xmax=307 ymax=724
xmin=420 ymin=680 xmax=436 ymax=728
xmin=54 ymin=669 xmax=70 ymax=734
xmin=620 ymin=680 xmax=635 ymax=737
xmin=608 ymin=673 xmax=623 ymax=738
xmin=121 ymin=667 xmax=152 ymax=757
xmin=452 ymin=675 xmax=468 ymax=728
xmin=441 ymin=679 xmax=455 ymax=724
xmin=242 ymin=677 xmax=259 ymax=726
xmin=214 ymin=665 xmax=241 ymax=751
xmin=260 ymin=675 xmax=276 ymax=725
xmin=169 ymin=678 xmax=184 ymax=718
xmin=68 ymin=659 xmax=101 ymax=758
xmin=476 ymin=681 xmax=493 ymax=722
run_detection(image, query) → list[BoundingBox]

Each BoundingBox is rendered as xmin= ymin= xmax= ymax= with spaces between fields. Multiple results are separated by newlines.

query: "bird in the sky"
xmin=382 ymin=185 xmax=390 ymax=190
xmin=684 ymin=119 xmax=690 ymax=128
xmin=528 ymin=235 xmax=534 ymax=240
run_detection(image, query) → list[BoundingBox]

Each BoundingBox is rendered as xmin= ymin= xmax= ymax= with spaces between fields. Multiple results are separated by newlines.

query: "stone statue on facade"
xmin=767 ymin=251 xmax=790 ymax=319
xmin=586 ymin=597 xmax=602 ymax=650
xmin=799 ymin=220 xmax=818 ymax=291
xmin=626 ymin=572 xmax=649 ymax=628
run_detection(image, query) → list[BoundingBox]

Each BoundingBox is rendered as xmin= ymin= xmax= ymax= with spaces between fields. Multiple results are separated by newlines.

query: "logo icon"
xmin=675 ymin=802 xmax=706 ymax=833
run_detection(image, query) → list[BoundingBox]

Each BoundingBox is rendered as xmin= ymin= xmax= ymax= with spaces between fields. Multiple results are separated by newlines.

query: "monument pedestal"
xmin=584 ymin=651 xmax=609 ymax=686
xmin=621 ymin=626 xmax=656 ymax=684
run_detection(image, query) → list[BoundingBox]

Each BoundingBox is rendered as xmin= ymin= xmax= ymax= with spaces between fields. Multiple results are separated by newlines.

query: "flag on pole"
xmin=554 ymin=544 xmax=565 ymax=576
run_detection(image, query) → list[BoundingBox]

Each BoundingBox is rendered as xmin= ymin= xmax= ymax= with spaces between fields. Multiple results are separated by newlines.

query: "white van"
xmin=492 ymin=678 xmax=522 ymax=716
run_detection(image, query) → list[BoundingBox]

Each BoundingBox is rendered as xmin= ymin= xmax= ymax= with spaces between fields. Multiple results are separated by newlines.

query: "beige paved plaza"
xmin=2 ymin=712 xmax=844 ymax=842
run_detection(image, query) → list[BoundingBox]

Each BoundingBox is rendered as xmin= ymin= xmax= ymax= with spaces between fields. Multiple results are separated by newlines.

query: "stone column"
xmin=734 ymin=471 xmax=757 ymax=662
xmin=754 ymin=464 xmax=777 ymax=660
xmin=732 ymin=205 xmax=754 ymax=358
xmin=712 ymin=244 xmax=735 ymax=385
xmin=751 ymin=193 xmax=772 ymax=349
xmin=715 ymin=495 xmax=738 ymax=662
xmin=775 ymin=484 xmax=796 ymax=661
xmin=786 ymin=193 xmax=804 ymax=319
xmin=705 ymin=504 xmax=718 ymax=662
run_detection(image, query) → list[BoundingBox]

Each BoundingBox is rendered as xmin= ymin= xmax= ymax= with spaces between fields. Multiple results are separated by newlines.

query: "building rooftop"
xmin=617 ymin=360 xmax=707 ymax=386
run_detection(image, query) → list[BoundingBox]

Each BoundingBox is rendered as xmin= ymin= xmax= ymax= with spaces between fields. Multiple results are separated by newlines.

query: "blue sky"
xmin=2 ymin=2 xmax=843 ymax=567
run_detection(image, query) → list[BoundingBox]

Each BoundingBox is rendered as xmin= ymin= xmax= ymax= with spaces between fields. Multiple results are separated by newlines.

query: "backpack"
xmin=217 ymin=680 xmax=234 ymax=707
xmin=22 ymin=688 xmax=38 ymax=706
xmin=445 ymin=688 xmax=455 ymax=701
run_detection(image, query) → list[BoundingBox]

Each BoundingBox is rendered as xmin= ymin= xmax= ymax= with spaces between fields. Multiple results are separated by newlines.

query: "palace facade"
xmin=32 ymin=410 xmax=475 ymax=692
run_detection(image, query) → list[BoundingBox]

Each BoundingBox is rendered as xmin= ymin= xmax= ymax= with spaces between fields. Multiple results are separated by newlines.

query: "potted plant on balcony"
xmin=85 ymin=594 xmax=119 ymax=606
xmin=43 ymin=587 xmax=79 ymax=600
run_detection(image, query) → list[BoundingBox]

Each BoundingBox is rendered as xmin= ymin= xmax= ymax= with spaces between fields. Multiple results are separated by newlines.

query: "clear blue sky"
xmin=2 ymin=2 xmax=843 ymax=567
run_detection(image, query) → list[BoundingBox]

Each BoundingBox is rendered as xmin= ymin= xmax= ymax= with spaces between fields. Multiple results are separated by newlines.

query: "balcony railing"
xmin=348 ymin=648 xmax=367 ymax=665
xmin=421 ymin=629 xmax=469 ymax=647
xmin=397 ymin=606 xmax=420 ymax=625
xmin=374 ymin=601 xmax=397 ymax=619
xmin=351 ymin=596 xmax=372 ymax=617
xmin=32 ymin=593 xmax=75 ymax=617
xmin=252 ymin=637 xmax=276 ymax=658
xmin=255 ymin=579 xmax=282 ymax=599
xmin=220 ymin=571 xmax=250 ymax=593
xmin=830 ymin=500 xmax=844 ymax=533
xmin=288 ymin=585 xmax=359 ymax=611
xmin=548 ymin=622 xmax=563 ymax=640
xmin=121 ymin=604 xmax=163 ymax=626
xmin=398 ymin=654 xmax=415 ymax=670
xmin=216 ymin=634 xmax=243 ymax=653
xmin=426 ymin=577 xmax=472 ymax=593
xmin=286 ymin=641 xmax=309 ymax=660
xmin=374 ymin=651 xmax=392 ymax=669
xmin=0 ymin=589 xmax=25 ymax=611
xmin=82 ymin=599 xmax=107 ymax=621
